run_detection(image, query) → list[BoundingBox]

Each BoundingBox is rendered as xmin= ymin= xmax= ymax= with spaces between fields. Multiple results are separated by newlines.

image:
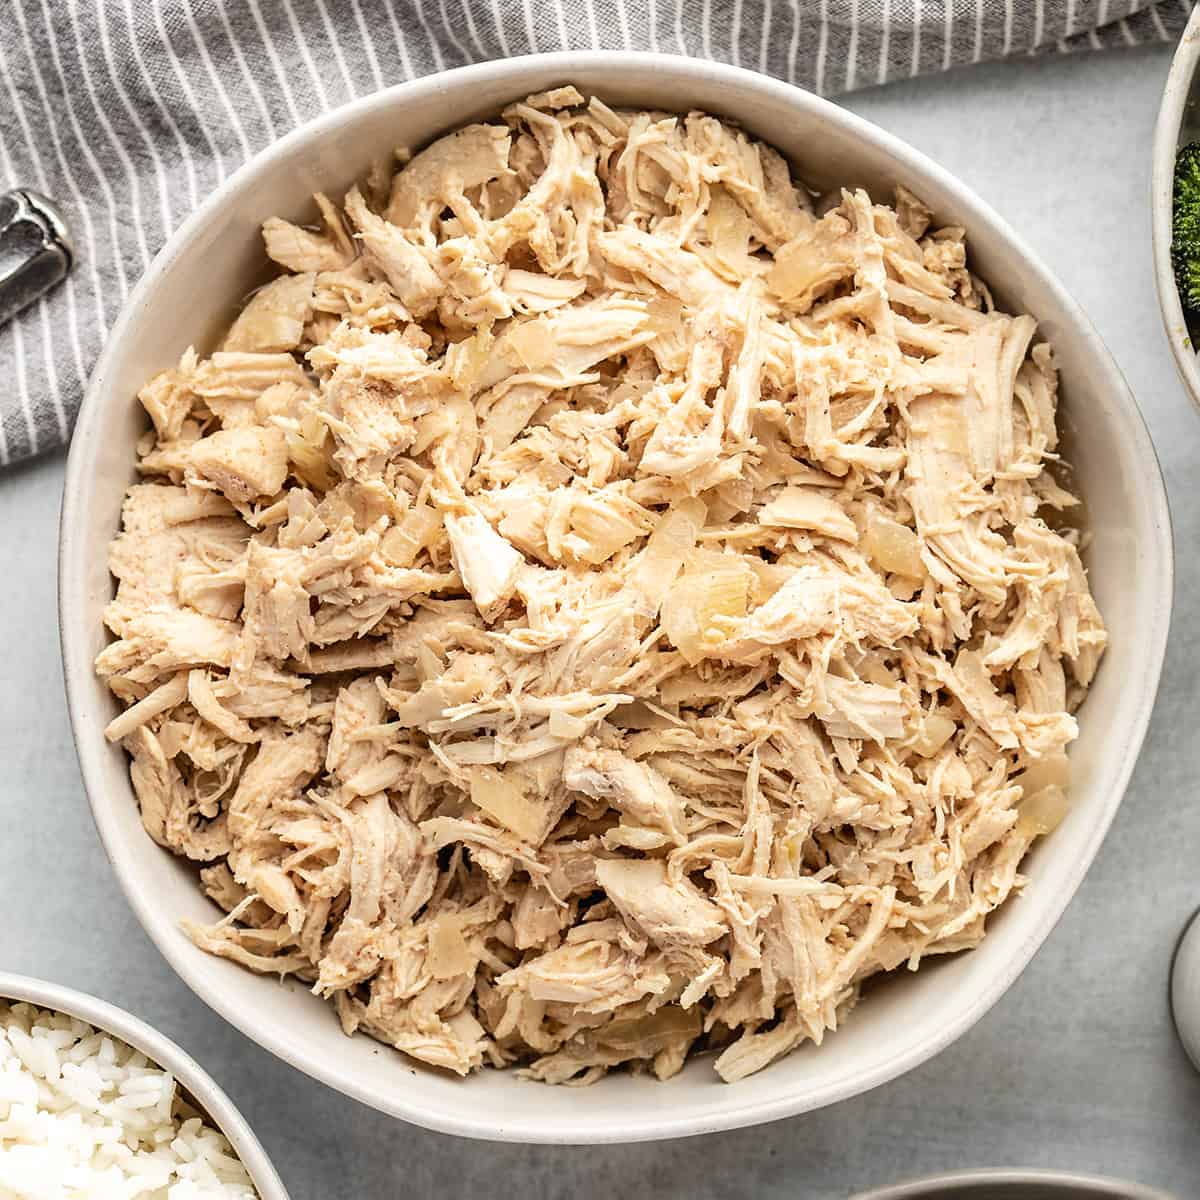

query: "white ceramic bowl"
xmin=0 ymin=972 xmax=287 ymax=1198
xmin=851 ymin=1169 xmax=1174 ymax=1200
xmin=1171 ymin=909 xmax=1200 ymax=1072
xmin=1153 ymin=2 xmax=1200 ymax=410
xmin=1149 ymin=11 xmax=1200 ymax=1084
xmin=60 ymin=52 xmax=1173 ymax=1144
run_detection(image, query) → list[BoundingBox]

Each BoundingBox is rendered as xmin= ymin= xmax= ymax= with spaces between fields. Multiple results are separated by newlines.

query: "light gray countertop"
xmin=3 ymin=43 xmax=1198 ymax=1200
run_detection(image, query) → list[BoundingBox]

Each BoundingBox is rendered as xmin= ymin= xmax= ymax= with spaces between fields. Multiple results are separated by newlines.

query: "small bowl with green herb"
xmin=1153 ymin=2 xmax=1200 ymax=408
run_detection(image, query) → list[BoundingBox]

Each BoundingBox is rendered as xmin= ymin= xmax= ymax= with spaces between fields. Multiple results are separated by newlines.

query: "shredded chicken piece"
xmin=99 ymin=90 xmax=1106 ymax=1087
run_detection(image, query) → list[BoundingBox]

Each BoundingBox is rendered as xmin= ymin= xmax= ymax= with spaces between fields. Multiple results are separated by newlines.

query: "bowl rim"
xmin=849 ymin=1167 xmax=1176 ymax=1200
xmin=59 ymin=50 xmax=1174 ymax=1143
xmin=0 ymin=971 xmax=289 ymax=1198
xmin=1152 ymin=2 xmax=1200 ymax=411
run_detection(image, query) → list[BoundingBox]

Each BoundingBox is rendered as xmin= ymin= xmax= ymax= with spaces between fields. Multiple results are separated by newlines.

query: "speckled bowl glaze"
xmin=60 ymin=52 xmax=1172 ymax=1143
xmin=0 ymin=972 xmax=288 ymax=1198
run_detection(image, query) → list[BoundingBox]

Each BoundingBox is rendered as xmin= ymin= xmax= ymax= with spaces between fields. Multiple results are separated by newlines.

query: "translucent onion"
xmin=382 ymin=504 xmax=441 ymax=567
xmin=568 ymin=495 xmax=654 ymax=566
xmin=504 ymin=318 xmax=557 ymax=370
xmin=863 ymin=509 xmax=924 ymax=578
xmin=707 ymin=185 xmax=756 ymax=277
xmin=629 ymin=498 xmax=705 ymax=618
xmin=1015 ymin=751 xmax=1070 ymax=796
xmin=469 ymin=765 xmax=551 ymax=843
xmin=593 ymin=1005 xmax=701 ymax=1055
xmin=444 ymin=326 xmax=496 ymax=392
xmin=661 ymin=549 xmax=753 ymax=665
xmin=285 ymin=409 xmax=336 ymax=493
xmin=1016 ymin=784 xmax=1071 ymax=839
xmin=912 ymin=712 xmax=957 ymax=758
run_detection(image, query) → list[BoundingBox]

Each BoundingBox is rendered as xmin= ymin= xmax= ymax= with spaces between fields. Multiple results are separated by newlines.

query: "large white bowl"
xmin=0 ymin=973 xmax=288 ymax=1198
xmin=60 ymin=51 xmax=1172 ymax=1144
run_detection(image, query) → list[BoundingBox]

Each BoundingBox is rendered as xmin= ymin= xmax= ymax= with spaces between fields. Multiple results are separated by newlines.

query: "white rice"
xmin=0 ymin=1001 xmax=258 ymax=1199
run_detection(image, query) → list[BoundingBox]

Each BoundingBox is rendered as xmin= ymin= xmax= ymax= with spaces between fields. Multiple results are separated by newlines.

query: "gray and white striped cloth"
xmin=0 ymin=0 xmax=1188 ymax=466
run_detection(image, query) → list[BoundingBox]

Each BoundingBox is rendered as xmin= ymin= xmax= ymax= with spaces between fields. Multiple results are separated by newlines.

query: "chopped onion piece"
xmin=469 ymin=764 xmax=560 ymax=843
xmin=863 ymin=510 xmax=924 ymax=578
xmin=913 ymin=712 xmax=957 ymax=757
xmin=382 ymin=504 xmax=441 ymax=567
xmin=1015 ymin=751 xmax=1071 ymax=797
xmin=629 ymin=498 xmax=705 ymax=618
xmin=662 ymin=549 xmax=753 ymax=664
xmin=594 ymin=1005 xmax=701 ymax=1055
xmin=1016 ymin=784 xmax=1071 ymax=839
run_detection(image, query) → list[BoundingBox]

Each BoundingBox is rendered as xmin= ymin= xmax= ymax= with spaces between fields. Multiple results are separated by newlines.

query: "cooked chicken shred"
xmin=97 ymin=88 xmax=1106 ymax=1085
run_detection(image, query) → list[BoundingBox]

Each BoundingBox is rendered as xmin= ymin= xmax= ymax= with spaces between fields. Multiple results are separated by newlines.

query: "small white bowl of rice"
xmin=0 ymin=972 xmax=287 ymax=1200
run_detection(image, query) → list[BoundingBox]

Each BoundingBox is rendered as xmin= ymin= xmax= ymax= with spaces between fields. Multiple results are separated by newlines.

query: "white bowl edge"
xmin=850 ymin=1167 xmax=1176 ymax=1200
xmin=59 ymin=51 xmax=1174 ymax=1144
xmin=1152 ymin=3 xmax=1200 ymax=411
xmin=0 ymin=972 xmax=289 ymax=1198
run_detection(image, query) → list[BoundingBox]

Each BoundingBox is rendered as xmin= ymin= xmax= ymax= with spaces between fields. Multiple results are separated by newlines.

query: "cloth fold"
xmin=0 ymin=0 xmax=1188 ymax=465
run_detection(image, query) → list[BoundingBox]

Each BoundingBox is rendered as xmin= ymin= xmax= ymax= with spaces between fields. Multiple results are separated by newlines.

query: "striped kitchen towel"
xmin=0 ymin=0 xmax=1188 ymax=466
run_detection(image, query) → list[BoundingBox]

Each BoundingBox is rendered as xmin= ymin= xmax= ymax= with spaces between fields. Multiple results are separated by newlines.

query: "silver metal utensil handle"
xmin=0 ymin=189 xmax=73 ymax=329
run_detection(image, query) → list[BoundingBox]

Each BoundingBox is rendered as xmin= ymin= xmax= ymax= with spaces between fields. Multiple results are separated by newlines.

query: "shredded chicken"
xmin=97 ymin=88 xmax=1106 ymax=1086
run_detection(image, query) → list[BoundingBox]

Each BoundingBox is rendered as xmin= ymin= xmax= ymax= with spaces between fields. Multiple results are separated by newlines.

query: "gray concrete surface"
xmin=3 ymin=43 xmax=1197 ymax=1199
